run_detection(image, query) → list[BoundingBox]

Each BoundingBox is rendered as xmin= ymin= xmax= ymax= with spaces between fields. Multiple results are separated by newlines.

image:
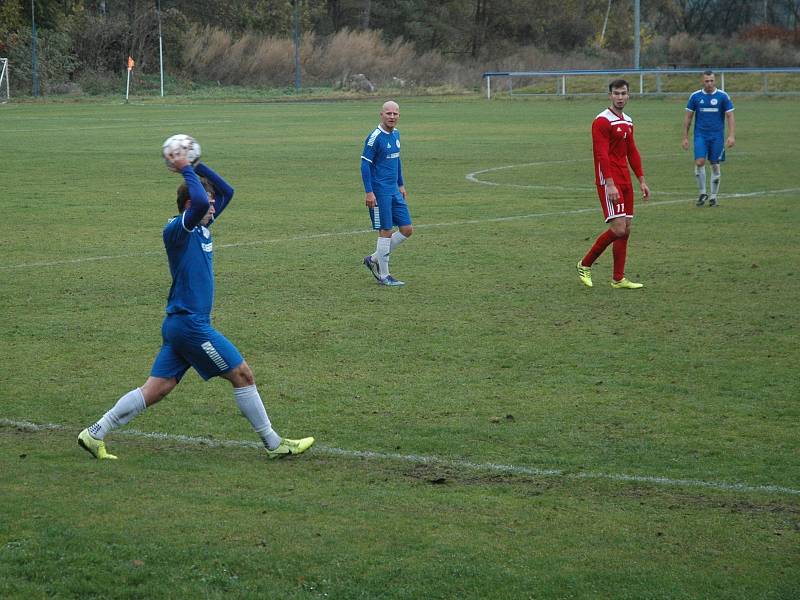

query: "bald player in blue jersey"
xmin=78 ymin=142 xmax=314 ymax=460
xmin=361 ymin=100 xmax=413 ymax=286
xmin=682 ymin=70 xmax=735 ymax=207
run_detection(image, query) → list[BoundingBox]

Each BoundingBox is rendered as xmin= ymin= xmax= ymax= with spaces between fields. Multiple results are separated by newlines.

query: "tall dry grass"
xmin=181 ymin=26 xmax=451 ymax=88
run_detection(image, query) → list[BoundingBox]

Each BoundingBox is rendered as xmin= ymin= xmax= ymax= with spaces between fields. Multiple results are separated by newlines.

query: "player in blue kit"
xmin=361 ymin=100 xmax=413 ymax=286
xmin=78 ymin=143 xmax=314 ymax=460
xmin=682 ymin=70 xmax=735 ymax=207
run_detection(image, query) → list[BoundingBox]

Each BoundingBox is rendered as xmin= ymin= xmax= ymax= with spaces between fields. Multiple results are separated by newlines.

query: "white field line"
xmin=4 ymin=120 xmax=234 ymax=134
xmin=4 ymin=187 xmax=797 ymax=271
xmin=2 ymin=418 xmax=798 ymax=497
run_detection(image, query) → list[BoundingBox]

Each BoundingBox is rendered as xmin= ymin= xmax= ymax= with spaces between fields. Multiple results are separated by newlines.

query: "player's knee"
xmin=141 ymin=377 xmax=177 ymax=405
xmin=609 ymin=223 xmax=627 ymax=238
xmin=229 ymin=362 xmax=255 ymax=387
xmin=400 ymin=225 xmax=413 ymax=237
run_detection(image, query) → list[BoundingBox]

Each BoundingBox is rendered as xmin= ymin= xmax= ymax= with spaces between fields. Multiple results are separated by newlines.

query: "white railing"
xmin=482 ymin=67 xmax=800 ymax=99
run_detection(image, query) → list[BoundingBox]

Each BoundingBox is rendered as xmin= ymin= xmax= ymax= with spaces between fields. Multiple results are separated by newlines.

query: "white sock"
xmin=710 ymin=164 xmax=721 ymax=198
xmin=88 ymin=388 xmax=146 ymax=440
xmin=375 ymin=237 xmax=391 ymax=279
xmin=234 ymin=385 xmax=281 ymax=450
xmin=695 ymin=165 xmax=707 ymax=195
xmin=389 ymin=231 xmax=408 ymax=252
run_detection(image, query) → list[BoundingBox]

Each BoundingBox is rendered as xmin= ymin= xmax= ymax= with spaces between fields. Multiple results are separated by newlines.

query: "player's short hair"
xmin=176 ymin=177 xmax=215 ymax=212
xmin=608 ymin=78 xmax=629 ymax=92
xmin=703 ymin=69 xmax=715 ymax=77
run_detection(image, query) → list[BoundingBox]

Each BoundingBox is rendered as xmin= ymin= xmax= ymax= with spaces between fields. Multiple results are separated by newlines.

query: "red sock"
xmin=612 ymin=234 xmax=629 ymax=281
xmin=582 ymin=229 xmax=617 ymax=267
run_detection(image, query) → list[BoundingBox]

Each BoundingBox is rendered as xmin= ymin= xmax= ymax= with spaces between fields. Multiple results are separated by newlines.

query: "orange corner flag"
xmin=127 ymin=56 xmax=135 ymax=71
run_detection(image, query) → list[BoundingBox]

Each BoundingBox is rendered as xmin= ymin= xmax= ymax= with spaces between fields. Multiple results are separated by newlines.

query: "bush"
xmin=76 ymin=70 xmax=126 ymax=96
xmin=68 ymin=13 xmax=129 ymax=74
xmin=6 ymin=28 xmax=78 ymax=95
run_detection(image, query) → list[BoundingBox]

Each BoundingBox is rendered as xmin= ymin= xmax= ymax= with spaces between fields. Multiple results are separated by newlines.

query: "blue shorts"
xmin=694 ymin=132 xmax=725 ymax=163
xmin=369 ymin=193 xmax=412 ymax=231
xmin=150 ymin=313 xmax=244 ymax=382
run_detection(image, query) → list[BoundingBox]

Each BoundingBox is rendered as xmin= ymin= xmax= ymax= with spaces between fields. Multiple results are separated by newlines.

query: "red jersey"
xmin=592 ymin=108 xmax=643 ymax=187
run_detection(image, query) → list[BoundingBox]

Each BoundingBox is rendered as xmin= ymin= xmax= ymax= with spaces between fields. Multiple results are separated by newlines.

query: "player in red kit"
xmin=577 ymin=79 xmax=651 ymax=289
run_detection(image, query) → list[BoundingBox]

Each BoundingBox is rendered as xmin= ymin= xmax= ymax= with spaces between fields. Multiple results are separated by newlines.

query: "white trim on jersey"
xmin=602 ymin=184 xmax=613 ymax=218
xmin=366 ymin=128 xmax=381 ymax=147
xmin=596 ymin=108 xmax=634 ymax=126
xmin=180 ymin=211 xmax=193 ymax=233
xmin=361 ymin=155 xmax=373 ymax=163
xmin=367 ymin=125 xmax=399 ymax=147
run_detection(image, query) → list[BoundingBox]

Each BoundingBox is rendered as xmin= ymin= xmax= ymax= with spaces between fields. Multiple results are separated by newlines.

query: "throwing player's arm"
xmin=179 ymin=165 xmax=212 ymax=231
xmin=195 ymin=163 xmax=234 ymax=222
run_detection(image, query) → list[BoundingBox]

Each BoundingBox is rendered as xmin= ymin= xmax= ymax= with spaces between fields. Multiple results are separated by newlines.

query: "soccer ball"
xmin=162 ymin=134 xmax=201 ymax=167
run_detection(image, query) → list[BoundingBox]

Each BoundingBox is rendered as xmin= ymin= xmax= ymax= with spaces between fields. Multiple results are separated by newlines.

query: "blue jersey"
xmin=686 ymin=88 xmax=734 ymax=135
xmin=163 ymin=164 xmax=233 ymax=316
xmin=361 ymin=126 xmax=404 ymax=197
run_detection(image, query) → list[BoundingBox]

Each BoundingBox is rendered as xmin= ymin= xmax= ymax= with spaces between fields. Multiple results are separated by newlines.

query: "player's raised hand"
xmin=166 ymin=154 xmax=191 ymax=173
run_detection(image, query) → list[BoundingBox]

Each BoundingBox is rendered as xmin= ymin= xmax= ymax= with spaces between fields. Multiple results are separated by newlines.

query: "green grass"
xmin=1 ymin=95 xmax=799 ymax=598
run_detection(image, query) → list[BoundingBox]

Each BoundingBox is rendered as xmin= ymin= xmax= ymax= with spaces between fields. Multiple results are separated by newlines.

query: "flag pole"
xmin=157 ymin=0 xmax=164 ymax=97
xmin=125 ymin=56 xmax=135 ymax=102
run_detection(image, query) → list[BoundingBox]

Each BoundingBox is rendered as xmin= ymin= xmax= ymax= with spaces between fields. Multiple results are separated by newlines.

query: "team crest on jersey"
xmin=710 ymin=98 xmax=718 ymax=105
xmin=396 ymin=139 xmax=400 ymax=148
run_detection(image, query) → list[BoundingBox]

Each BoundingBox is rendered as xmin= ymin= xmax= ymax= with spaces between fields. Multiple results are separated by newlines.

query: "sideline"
xmin=2 ymin=418 xmax=798 ymax=497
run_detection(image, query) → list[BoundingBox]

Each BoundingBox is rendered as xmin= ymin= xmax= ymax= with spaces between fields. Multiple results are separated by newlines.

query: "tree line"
xmin=1 ymin=0 xmax=799 ymax=95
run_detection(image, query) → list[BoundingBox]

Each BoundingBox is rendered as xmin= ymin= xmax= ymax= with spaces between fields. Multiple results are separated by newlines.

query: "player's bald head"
xmin=379 ymin=100 xmax=400 ymax=131
xmin=381 ymin=100 xmax=399 ymax=114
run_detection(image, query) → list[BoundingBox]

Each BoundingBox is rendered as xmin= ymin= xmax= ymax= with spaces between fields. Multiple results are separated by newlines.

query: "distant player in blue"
xmin=682 ymin=70 xmax=736 ymax=207
xmin=361 ymin=100 xmax=413 ymax=286
xmin=78 ymin=141 xmax=314 ymax=460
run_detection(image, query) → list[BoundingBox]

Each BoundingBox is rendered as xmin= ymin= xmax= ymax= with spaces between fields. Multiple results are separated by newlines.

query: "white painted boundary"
xmin=2 ymin=418 xmax=797 ymax=497
xmin=3 ymin=119 xmax=234 ymax=134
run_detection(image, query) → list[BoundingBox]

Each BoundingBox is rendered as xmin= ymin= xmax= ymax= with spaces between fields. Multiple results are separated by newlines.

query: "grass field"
xmin=1 ymin=94 xmax=799 ymax=599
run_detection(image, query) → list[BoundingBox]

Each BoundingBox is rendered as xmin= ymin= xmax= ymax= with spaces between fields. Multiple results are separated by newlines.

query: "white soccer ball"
xmin=162 ymin=134 xmax=201 ymax=167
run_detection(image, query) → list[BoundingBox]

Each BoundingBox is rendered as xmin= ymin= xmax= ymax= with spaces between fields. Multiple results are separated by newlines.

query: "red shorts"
xmin=597 ymin=183 xmax=634 ymax=222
